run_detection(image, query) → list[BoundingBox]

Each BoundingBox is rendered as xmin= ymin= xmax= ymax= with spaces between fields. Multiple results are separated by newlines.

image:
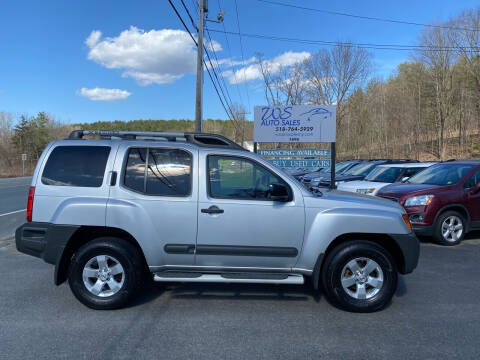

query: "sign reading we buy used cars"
xmin=254 ymin=105 xmax=336 ymax=143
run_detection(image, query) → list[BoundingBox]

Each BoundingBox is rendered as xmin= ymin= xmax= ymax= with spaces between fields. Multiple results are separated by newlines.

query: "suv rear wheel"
xmin=321 ymin=240 xmax=398 ymax=313
xmin=68 ymin=237 xmax=145 ymax=309
xmin=433 ymin=211 xmax=466 ymax=246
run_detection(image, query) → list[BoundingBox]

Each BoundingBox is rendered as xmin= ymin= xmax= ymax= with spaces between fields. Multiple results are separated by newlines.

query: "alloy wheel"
xmin=82 ymin=255 xmax=125 ymax=297
xmin=441 ymin=215 xmax=463 ymax=243
xmin=341 ymin=257 xmax=384 ymax=300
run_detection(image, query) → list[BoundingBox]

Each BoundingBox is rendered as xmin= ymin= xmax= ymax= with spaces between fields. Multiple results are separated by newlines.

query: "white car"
xmin=337 ymin=162 xmax=437 ymax=195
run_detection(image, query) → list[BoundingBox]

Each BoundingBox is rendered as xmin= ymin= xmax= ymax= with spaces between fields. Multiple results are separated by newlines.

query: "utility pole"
xmin=195 ymin=0 xmax=206 ymax=132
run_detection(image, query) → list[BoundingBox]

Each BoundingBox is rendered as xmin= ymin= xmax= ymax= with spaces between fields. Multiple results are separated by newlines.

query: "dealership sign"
xmin=258 ymin=148 xmax=331 ymax=170
xmin=254 ymin=105 xmax=336 ymax=143
xmin=257 ymin=149 xmax=330 ymax=157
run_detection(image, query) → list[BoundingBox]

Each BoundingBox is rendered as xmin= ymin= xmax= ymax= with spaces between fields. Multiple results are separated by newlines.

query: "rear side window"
xmin=42 ymin=146 xmax=111 ymax=187
xmin=464 ymin=170 xmax=480 ymax=188
xmin=123 ymin=147 xmax=192 ymax=196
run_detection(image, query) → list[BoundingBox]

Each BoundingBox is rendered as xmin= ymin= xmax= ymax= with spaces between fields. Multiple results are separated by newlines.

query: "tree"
xmin=303 ymin=44 xmax=372 ymax=130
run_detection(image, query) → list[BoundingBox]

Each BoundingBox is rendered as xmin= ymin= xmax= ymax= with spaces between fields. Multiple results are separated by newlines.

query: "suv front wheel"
xmin=321 ymin=240 xmax=398 ymax=313
xmin=68 ymin=237 xmax=145 ymax=309
xmin=433 ymin=211 xmax=466 ymax=246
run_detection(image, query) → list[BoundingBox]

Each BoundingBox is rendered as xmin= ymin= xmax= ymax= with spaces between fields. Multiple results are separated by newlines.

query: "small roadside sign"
xmin=22 ymin=154 xmax=27 ymax=161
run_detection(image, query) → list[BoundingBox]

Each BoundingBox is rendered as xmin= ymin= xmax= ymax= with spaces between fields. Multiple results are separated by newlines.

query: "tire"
xmin=321 ymin=240 xmax=398 ymax=313
xmin=433 ymin=211 xmax=466 ymax=246
xmin=68 ymin=237 xmax=145 ymax=310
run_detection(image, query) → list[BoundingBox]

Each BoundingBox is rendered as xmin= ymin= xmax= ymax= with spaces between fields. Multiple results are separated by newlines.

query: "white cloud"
xmin=223 ymin=51 xmax=311 ymax=84
xmin=77 ymin=87 xmax=131 ymax=101
xmin=85 ymin=27 xmax=217 ymax=85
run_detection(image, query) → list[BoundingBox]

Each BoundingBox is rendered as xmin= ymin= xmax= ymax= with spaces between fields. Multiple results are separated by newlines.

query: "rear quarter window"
xmin=41 ymin=146 xmax=111 ymax=187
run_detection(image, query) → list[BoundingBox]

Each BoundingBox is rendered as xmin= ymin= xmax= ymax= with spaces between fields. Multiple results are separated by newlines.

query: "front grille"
xmin=378 ymin=195 xmax=399 ymax=202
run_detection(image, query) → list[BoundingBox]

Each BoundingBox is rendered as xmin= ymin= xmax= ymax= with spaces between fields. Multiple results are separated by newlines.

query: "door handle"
xmin=201 ymin=205 xmax=224 ymax=214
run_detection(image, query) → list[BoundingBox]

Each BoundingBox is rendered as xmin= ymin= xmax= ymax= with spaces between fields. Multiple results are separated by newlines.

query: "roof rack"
xmin=68 ymin=130 xmax=247 ymax=151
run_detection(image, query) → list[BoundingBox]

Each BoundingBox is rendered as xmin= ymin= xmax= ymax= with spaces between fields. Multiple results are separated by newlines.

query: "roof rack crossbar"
xmin=68 ymin=130 xmax=247 ymax=151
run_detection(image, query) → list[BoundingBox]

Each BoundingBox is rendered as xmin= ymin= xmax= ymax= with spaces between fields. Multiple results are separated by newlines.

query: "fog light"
xmin=409 ymin=214 xmax=425 ymax=223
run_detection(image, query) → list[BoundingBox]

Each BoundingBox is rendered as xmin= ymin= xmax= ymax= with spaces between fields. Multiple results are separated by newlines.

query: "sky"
xmin=0 ymin=0 xmax=478 ymax=124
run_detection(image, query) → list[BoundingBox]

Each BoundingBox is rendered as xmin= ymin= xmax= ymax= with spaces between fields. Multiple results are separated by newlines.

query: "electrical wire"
xmin=207 ymin=28 xmax=480 ymax=52
xmin=256 ymin=0 xmax=480 ymax=33
xmin=233 ymin=0 xmax=252 ymax=111
xmin=167 ymin=0 xmax=235 ymax=121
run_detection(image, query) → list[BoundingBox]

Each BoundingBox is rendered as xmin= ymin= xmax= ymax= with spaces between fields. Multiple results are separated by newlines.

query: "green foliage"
xmin=12 ymin=112 xmax=52 ymax=160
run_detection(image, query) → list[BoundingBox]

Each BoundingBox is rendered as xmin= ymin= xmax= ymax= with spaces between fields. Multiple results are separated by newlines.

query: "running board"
xmin=153 ymin=273 xmax=304 ymax=285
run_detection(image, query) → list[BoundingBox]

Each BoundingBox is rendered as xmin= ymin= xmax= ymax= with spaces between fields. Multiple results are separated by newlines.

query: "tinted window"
xmin=365 ymin=167 xmax=403 ymax=183
xmin=408 ymin=164 xmax=474 ymax=186
xmin=146 ymin=148 xmax=191 ymax=196
xmin=124 ymin=148 xmax=147 ymax=192
xmin=123 ymin=147 xmax=192 ymax=196
xmin=42 ymin=146 xmax=110 ymax=187
xmin=403 ymin=167 xmax=425 ymax=178
xmin=344 ymin=162 xmax=378 ymax=176
xmin=464 ymin=170 xmax=480 ymax=188
xmin=208 ymin=155 xmax=289 ymax=200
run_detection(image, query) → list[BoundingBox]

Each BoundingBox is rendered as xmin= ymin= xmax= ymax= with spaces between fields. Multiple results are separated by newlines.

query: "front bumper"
xmin=15 ymin=222 xmax=79 ymax=266
xmin=389 ymin=232 xmax=420 ymax=274
xmin=412 ymin=225 xmax=434 ymax=237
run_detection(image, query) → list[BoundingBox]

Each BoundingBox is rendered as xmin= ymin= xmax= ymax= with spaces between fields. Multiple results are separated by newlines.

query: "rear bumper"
xmin=389 ymin=232 xmax=420 ymax=274
xmin=15 ymin=222 xmax=79 ymax=266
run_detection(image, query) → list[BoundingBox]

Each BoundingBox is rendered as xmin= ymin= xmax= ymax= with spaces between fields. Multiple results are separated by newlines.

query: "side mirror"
xmin=268 ymin=183 xmax=290 ymax=202
xmin=470 ymin=182 xmax=480 ymax=194
xmin=401 ymin=177 xmax=409 ymax=183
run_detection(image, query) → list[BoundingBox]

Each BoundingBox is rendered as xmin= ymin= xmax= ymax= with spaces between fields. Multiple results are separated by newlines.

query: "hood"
xmin=305 ymin=189 xmax=404 ymax=213
xmin=337 ymin=180 xmax=390 ymax=192
xmin=303 ymin=171 xmax=328 ymax=180
xmin=376 ymin=183 xmax=444 ymax=199
xmin=334 ymin=174 xmax=366 ymax=182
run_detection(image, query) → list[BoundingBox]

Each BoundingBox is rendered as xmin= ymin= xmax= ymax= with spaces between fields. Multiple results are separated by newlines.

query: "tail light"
xmin=26 ymin=186 xmax=35 ymax=222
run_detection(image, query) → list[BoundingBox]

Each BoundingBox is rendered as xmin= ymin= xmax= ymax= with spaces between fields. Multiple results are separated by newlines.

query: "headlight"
xmin=313 ymin=177 xmax=322 ymax=182
xmin=404 ymin=195 xmax=434 ymax=207
xmin=356 ymin=188 xmax=375 ymax=194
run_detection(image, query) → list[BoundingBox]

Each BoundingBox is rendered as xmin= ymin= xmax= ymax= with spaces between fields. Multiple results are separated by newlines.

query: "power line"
xmin=180 ymin=0 xmax=234 ymax=115
xmin=233 ymin=0 xmax=252 ymax=111
xmin=207 ymin=28 xmax=480 ymax=52
xmin=205 ymin=28 xmax=236 ymax=112
xmin=256 ymin=0 xmax=479 ymax=33
xmin=218 ymin=0 xmax=244 ymax=106
xmin=180 ymin=0 xmax=198 ymax=31
xmin=167 ymin=0 xmax=234 ymax=121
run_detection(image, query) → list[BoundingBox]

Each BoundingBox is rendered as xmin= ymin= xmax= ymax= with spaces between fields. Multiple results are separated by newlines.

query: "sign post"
xmin=21 ymin=153 xmax=27 ymax=177
xmin=254 ymin=105 xmax=337 ymax=189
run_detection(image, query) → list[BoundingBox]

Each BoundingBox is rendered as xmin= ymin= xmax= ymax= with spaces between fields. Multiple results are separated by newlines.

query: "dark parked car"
xmin=376 ymin=161 xmax=480 ymax=245
xmin=286 ymin=167 xmax=323 ymax=181
xmin=313 ymin=160 xmax=419 ymax=188
xmin=301 ymin=160 xmax=362 ymax=186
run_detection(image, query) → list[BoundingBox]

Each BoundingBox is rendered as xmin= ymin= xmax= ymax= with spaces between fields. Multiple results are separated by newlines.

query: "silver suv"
xmin=16 ymin=130 xmax=419 ymax=312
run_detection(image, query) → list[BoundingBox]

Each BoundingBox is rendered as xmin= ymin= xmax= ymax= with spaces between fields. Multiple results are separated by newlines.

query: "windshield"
xmin=407 ymin=164 xmax=474 ymax=186
xmin=343 ymin=162 xmax=378 ymax=176
xmin=334 ymin=162 xmax=354 ymax=174
xmin=365 ymin=167 xmax=404 ymax=183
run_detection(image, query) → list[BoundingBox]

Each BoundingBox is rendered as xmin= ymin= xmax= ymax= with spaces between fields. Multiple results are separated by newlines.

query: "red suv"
xmin=376 ymin=161 xmax=480 ymax=245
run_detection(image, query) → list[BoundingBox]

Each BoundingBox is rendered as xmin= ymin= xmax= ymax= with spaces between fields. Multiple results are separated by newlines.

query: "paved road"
xmin=0 ymin=177 xmax=31 ymax=240
xmin=0 ymin=236 xmax=479 ymax=360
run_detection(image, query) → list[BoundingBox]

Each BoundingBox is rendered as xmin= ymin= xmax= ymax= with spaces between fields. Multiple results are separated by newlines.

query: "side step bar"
xmin=153 ymin=273 xmax=304 ymax=285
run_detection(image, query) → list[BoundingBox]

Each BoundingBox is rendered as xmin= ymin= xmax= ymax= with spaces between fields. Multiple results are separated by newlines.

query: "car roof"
xmin=443 ymin=160 xmax=480 ymax=165
xmin=377 ymin=162 xmax=437 ymax=168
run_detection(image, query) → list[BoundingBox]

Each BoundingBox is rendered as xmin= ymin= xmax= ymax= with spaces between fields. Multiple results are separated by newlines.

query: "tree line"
xmin=2 ymin=6 xmax=480 ymax=176
xmin=255 ymin=7 xmax=480 ymax=161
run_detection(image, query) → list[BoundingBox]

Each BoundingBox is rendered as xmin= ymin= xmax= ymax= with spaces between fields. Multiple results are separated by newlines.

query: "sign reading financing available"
xmin=254 ymin=105 xmax=336 ymax=143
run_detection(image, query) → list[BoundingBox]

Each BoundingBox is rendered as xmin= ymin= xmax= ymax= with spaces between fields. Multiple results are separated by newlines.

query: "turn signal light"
xmin=402 ymin=214 xmax=413 ymax=232
xmin=26 ymin=186 xmax=35 ymax=222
